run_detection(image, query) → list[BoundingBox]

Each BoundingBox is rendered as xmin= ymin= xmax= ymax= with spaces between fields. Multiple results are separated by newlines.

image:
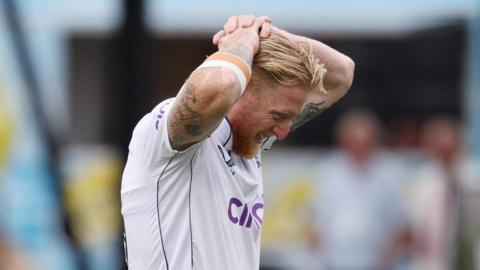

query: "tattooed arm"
xmin=168 ymin=20 xmax=263 ymax=151
xmin=272 ymin=26 xmax=355 ymax=131
xmin=290 ymin=101 xmax=327 ymax=131
xmin=168 ymin=71 xmax=239 ymax=151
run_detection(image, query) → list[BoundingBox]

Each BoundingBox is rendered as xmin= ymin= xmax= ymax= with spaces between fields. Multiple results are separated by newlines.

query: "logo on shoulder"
xmin=228 ymin=197 xmax=264 ymax=230
xmin=155 ymin=101 xmax=171 ymax=130
xmin=217 ymin=145 xmax=235 ymax=175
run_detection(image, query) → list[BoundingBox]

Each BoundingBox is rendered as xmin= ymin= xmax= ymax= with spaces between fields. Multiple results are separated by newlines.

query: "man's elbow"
xmin=343 ymin=56 xmax=355 ymax=91
xmin=188 ymin=67 xmax=240 ymax=112
xmin=327 ymin=57 xmax=354 ymax=104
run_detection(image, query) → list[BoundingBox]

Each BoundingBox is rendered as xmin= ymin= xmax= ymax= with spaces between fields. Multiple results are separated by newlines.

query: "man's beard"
xmin=231 ymin=123 xmax=261 ymax=159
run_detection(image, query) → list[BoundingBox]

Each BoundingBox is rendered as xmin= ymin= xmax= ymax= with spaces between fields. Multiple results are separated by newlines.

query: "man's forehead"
xmin=260 ymin=85 xmax=305 ymax=117
xmin=272 ymin=84 xmax=305 ymax=98
xmin=277 ymin=87 xmax=307 ymax=109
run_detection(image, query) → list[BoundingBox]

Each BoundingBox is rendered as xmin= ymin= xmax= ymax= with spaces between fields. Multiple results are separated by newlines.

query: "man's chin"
xmin=230 ymin=123 xmax=262 ymax=158
xmin=232 ymin=141 xmax=261 ymax=159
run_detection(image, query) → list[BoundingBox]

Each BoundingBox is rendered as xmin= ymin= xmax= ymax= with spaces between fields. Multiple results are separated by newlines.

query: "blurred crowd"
xmin=310 ymin=111 xmax=480 ymax=270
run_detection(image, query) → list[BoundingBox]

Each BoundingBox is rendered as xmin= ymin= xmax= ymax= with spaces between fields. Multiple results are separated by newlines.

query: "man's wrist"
xmin=198 ymin=52 xmax=252 ymax=94
xmin=220 ymin=43 xmax=255 ymax=68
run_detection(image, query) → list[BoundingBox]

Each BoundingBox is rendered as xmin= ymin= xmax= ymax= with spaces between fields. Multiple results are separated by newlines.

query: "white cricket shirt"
xmin=121 ymin=98 xmax=265 ymax=270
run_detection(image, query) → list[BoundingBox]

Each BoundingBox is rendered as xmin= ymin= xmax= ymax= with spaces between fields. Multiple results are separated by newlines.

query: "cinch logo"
xmin=228 ymin=197 xmax=263 ymax=229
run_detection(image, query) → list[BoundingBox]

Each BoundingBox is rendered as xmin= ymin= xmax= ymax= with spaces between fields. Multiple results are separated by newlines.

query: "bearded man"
xmin=121 ymin=15 xmax=354 ymax=270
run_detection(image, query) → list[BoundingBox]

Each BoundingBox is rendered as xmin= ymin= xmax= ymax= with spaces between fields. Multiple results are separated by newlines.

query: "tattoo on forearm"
xmin=291 ymin=101 xmax=327 ymax=131
xmin=221 ymin=44 xmax=253 ymax=67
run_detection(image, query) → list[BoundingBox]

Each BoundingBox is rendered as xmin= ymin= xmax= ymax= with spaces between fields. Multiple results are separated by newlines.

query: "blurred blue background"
xmin=0 ymin=0 xmax=479 ymax=269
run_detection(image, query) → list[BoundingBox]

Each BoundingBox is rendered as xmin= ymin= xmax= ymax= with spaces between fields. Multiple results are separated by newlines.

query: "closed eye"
xmin=271 ymin=111 xmax=291 ymax=121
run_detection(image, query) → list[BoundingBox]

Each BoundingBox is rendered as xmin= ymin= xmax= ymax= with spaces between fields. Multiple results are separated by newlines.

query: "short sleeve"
xmin=127 ymin=98 xmax=201 ymax=175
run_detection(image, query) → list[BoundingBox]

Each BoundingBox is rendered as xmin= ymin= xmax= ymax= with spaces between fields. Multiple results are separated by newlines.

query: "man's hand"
xmin=213 ymin=15 xmax=272 ymax=54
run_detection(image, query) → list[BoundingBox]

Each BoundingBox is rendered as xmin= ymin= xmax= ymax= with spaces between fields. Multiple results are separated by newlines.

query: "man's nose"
xmin=272 ymin=121 xmax=292 ymax=140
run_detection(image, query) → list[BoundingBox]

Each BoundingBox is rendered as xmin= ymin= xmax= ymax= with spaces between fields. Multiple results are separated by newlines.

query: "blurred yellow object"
xmin=262 ymin=174 xmax=314 ymax=245
xmin=63 ymin=149 xmax=123 ymax=246
xmin=0 ymin=92 xmax=13 ymax=168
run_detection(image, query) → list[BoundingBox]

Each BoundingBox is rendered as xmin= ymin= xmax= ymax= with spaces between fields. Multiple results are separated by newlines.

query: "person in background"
xmin=405 ymin=116 xmax=479 ymax=270
xmin=310 ymin=110 xmax=412 ymax=270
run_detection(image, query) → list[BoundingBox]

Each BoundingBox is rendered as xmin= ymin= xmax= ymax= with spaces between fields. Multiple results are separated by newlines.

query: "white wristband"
xmin=197 ymin=60 xmax=248 ymax=94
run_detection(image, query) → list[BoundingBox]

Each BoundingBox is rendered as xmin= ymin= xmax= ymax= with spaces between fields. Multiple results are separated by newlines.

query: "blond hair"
xmin=253 ymin=30 xmax=327 ymax=93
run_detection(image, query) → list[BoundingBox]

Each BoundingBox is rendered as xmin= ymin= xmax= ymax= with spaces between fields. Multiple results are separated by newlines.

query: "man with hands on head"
xmin=121 ymin=14 xmax=354 ymax=270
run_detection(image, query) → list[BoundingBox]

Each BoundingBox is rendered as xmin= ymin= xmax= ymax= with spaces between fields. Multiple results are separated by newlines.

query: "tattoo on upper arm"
xmin=177 ymin=83 xmax=201 ymax=121
xmin=185 ymin=124 xmax=201 ymax=136
xmin=291 ymin=101 xmax=327 ymax=131
xmin=169 ymin=82 xmax=204 ymax=146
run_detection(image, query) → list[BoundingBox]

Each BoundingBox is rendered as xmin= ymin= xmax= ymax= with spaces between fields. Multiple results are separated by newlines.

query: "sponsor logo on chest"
xmin=228 ymin=197 xmax=263 ymax=230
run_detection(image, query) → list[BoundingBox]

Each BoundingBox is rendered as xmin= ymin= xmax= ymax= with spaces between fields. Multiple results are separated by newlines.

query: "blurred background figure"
xmin=309 ymin=110 xmax=411 ymax=270
xmin=405 ymin=116 xmax=480 ymax=270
